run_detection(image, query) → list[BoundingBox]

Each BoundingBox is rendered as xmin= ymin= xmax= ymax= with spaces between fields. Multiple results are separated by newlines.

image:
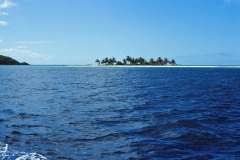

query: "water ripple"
xmin=0 ymin=66 xmax=240 ymax=159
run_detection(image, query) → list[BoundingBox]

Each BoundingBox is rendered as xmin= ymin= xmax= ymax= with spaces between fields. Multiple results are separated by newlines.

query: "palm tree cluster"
xmin=95 ymin=56 xmax=177 ymax=66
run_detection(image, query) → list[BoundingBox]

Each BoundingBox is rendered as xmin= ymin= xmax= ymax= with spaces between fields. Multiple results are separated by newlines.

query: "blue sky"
xmin=0 ymin=0 xmax=239 ymax=65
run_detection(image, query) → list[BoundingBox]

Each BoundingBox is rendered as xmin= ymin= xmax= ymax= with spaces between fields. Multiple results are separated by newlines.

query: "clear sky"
xmin=0 ymin=0 xmax=240 ymax=65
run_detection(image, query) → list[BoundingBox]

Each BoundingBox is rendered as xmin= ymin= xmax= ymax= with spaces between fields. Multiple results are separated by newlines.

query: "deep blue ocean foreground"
xmin=0 ymin=66 xmax=240 ymax=159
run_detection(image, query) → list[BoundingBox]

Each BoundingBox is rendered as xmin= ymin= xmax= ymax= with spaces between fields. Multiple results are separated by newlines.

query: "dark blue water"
xmin=0 ymin=66 xmax=240 ymax=159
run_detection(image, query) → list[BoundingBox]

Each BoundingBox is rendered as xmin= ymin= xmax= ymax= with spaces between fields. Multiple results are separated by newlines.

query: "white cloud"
xmin=0 ymin=48 xmax=53 ymax=60
xmin=0 ymin=39 xmax=3 ymax=43
xmin=0 ymin=12 xmax=9 ymax=15
xmin=0 ymin=20 xmax=7 ymax=26
xmin=7 ymin=41 xmax=54 ymax=44
xmin=0 ymin=1 xmax=17 ymax=26
xmin=0 ymin=0 xmax=17 ymax=9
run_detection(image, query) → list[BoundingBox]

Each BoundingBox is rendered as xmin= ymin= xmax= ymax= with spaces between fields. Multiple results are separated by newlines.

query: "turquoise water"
xmin=1 ymin=66 xmax=240 ymax=159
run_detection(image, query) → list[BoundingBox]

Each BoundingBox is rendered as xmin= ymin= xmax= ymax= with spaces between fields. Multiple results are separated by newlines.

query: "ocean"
xmin=0 ymin=66 xmax=240 ymax=159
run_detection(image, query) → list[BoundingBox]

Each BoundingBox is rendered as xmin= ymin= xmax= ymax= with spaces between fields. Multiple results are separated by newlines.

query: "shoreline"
xmin=1 ymin=65 xmax=240 ymax=68
xmin=73 ymin=65 xmax=240 ymax=68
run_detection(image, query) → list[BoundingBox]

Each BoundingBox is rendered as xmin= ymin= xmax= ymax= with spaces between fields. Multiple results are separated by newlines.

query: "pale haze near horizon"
xmin=0 ymin=0 xmax=239 ymax=65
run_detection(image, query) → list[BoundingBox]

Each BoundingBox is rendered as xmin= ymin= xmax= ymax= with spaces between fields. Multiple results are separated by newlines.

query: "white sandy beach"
xmin=73 ymin=65 xmax=240 ymax=68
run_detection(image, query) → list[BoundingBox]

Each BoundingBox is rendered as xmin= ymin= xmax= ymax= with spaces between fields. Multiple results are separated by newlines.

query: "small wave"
xmin=160 ymin=131 xmax=181 ymax=139
xmin=0 ymin=109 xmax=16 ymax=121
xmin=16 ymin=153 xmax=47 ymax=160
xmin=1 ymin=109 xmax=15 ymax=114
xmin=0 ymin=109 xmax=15 ymax=116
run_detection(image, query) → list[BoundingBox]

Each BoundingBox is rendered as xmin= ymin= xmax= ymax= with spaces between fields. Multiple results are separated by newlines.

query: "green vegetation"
xmin=96 ymin=56 xmax=178 ymax=66
xmin=0 ymin=55 xmax=29 ymax=65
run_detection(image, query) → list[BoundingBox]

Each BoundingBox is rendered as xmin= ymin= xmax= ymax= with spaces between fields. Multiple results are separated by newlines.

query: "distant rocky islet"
xmin=0 ymin=55 xmax=29 ymax=65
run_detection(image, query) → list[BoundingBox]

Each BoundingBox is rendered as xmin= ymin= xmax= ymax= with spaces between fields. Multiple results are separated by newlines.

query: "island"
xmin=95 ymin=56 xmax=178 ymax=66
xmin=0 ymin=55 xmax=29 ymax=65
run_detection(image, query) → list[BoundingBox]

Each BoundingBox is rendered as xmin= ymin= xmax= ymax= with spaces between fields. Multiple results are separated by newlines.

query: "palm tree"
xmin=126 ymin=56 xmax=131 ymax=65
xmin=123 ymin=59 xmax=127 ymax=65
xmin=156 ymin=57 xmax=163 ymax=65
xmin=104 ymin=57 xmax=109 ymax=65
xmin=139 ymin=57 xmax=145 ymax=65
xmin=169 ymin=59 xmax=176 ymax=65
xmin=95 ymin=59 xmax=100 ymax=65
xmin=134 ymin=58 xmax=140 ymax=65
xmin=130 ymin=57 xmax=135 ymax=65
xmin=108 ymin=58 xmax=112 ymax=65
xmin=101 ymin=59 xmax=105 ymax=65
xmin=149 ymin=58 xmax=155 ymax=65
xmin=163 ymin=58 xmax=169 ymax=65
xmin=107 ymin=57 xmax=115 ymax=65
xmin=112 ymin=57 xmax=116 ymax=65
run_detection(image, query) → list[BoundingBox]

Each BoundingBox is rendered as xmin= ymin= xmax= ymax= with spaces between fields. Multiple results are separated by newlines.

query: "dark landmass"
xmin=0 ymin=55 xmax=29 ymax=65
xmin=95 ymin=56 xmax=178 ymax=66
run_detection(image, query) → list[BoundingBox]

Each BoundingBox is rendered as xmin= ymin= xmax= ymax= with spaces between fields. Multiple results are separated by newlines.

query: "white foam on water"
xmin=16 ymin=153 xmax=47 ymax=160
xmin=0 ymin=142 xmax=47 ymax=160
xmin=0 ymin=142 xmax=9 ymax=159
